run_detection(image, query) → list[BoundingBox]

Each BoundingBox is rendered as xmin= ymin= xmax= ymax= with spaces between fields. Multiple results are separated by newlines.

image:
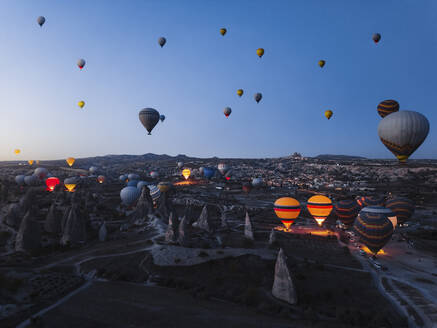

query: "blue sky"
xmin=0 ymin=0 xmax=435 ymax=160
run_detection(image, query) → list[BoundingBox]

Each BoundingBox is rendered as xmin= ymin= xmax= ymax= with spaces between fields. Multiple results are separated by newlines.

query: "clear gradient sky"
xmin=0 ymin=0 xmax=435 ymax=161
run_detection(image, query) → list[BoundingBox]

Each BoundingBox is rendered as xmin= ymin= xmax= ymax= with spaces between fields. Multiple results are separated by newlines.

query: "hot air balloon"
xmin=325 ymin=110 xmax=333 ymax=120
xmin=182 ymin=169 xmax=191 ymax=180
xmin=177 ymin=162 xmax=184 ymax=169
xmin=28 ymin=160 xmax=34 ymax=166
xmin=64 ymin=177 xmax=78 ymax=192
xmin=34 ymin=167 xmax=48 ymax=180
xmin=252 ymin=178 xmax=263 ymax=187
xmin=274 ymin=197 xmax=301 ymax=231
xmin=97 ymin=175 xmax=105 ymax=184
xmin=36 ymin=160 xmax=40 ymax=165
xmin=203 ymin=167 xmax=215 ymax=179
xmin=89 ymin=166 xmax=98 ymax=174
xmin=15 ymin=175 xmax=25 ymax=186
xmin=237 ymin=89 xmax=243 ymax=97
xmin=224 ymin=107 xmax=232 ymax=118
xmin=354 ymin=206 xmax=394 ymax=254
xmin=137 ymin=181 xmax=148 ymax=191
xmin=119 ymin=174 xmax=128 ymax=182
xmin=46 ymin=177 xmax=60 ymax=192
xmin=139 ymin=108 xmax=160 ymax=135
xmin=66 ymin=157 xmax=75 ymax=167
xmin=357 ymin=195 xmax=385 ymax=208
xmin=148 ymin=184 xmax=161 ymax=202
xmin=77 ymin=59 xmax=86 ymax=70
xmin=254 ymin=93 xmax=262 ymax=103
xmin=78 ymin=101 xmax=85 ymax=109
xmin=386 ymin=197 xmax=414 ymax=224
xmin=378 ymin=111 xmax=429 ymax=163
xmin=24 ymin=175 xmax=39 ymax=186
xmin=127 ymin=180 xmax=139 ymax=187
xmin=242 ymin=182 xmax=252 ymax=194
xmin=220 ymin=28 xmax=227 ymax=36
xmin=150 ymin=171 xmax=159 ymax=179
xmin=224 ymin=171 xmax=232 ymax=181
xmin=128 ymin=173 xmax=140 ymax=181
xmin=307 ymin=195 xmax=333 ymax=226
xmin=256 ymin=48 xmax=264 ymax=58
xmin=120 ymin=186 xmax=141 ymax=206
xmin=160 ymin=115 xmax=165 ymax=122
xmin=14 ymin=149 xmax=20 ymax=155
xmin=158 ymin=181 xmax=172 ymax=193
xmin=37 ymin=16 xmax=46 ymax=27
xmin=158 ymin=37 xmax=166 ymax=47
xmin=199 ymin=167 xmax=204 ymax=175
xmin=217 ymin=163 xmax=229 ymax=175
xmin=372 ymin=33 xmax=381 ymax=44
xmin=334 ymin=199 xmax=360 ymax=228
xmin=318 ymin=60 xmax=325 ymax=68
xmin=377 ymin=100 xmax=399 ymax=118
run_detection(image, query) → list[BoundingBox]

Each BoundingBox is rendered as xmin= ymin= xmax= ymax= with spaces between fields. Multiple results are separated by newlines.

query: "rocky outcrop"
xmin=193 ymin=205 xmax=212 ymax=232
xmin=60 ymin=205 xmax=86 ymax=246
xmin=19 ymin=189 xmax=34 ymax=214
xmin=61 ymin=206 xmax=71 ymax=232
xmin=44 ymin=203 xmax=61 ymax=234
xmin=178 ymin=215 xmax=188 ymax=246
xmin=132 ymin=187 xmax=153 ymax=222
xmin=98 ymin=222 xmax=107 ymax=242
xmin=4 ymin=204 xmax=21 ymax=229
xmin=272 ymin=248 xmax=297 ymax=305
xmin=165 ymin=212 xmax=177 ymax=243
xmin=15 ymin=208 xmax=41 ymax=254
xmin=269 ymin=228 xmax=278 ymax=246
xmin=244 ymin=211 xmax=254 ymax=240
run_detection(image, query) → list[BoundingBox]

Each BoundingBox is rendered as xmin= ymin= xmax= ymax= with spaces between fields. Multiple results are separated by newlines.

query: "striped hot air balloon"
xmin=354 ymin=206 xmax=394 ymax=254
xmin=307 ymin=195 xmax=333 ymax=226
xmin=148 ymin=185 xmax=161 ymax=202
xmin=274 ymin=197 xmax=301 ymax=231
xmin=377 ymin=100 xmax=399 ymax=118
xmin=357 ymin=195 xmax=385 ymax=208
xmin=386 ymin=197 xmax=414 ymax=224
xmin=334 ymin=199 xmax=360 ymax=228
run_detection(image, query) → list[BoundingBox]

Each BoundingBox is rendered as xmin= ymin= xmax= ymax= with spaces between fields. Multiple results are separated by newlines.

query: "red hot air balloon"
xmin=46 ymin=177 xmax=60 ymax=192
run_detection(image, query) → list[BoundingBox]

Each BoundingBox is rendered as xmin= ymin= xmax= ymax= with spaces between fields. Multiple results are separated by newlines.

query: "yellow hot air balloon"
xmin=14 ymin=149 xmax=21 ymax=155
xmin=237 ymin=89 xmax=244 ymax=97
xmin=158 ymin=182 xmax=172 ymax=193
xmin=65 ymin=184 xmax=76 ymax=192
xmin=256 ymin=48 xmax=264 ymax=58
xmin=28 ymin=160 xmax=34 ymax=166
xmin=307 ymin=195 xmax=333 ymax=226
xmin=325 ymin=110 xmax=333 ymax=120
xmin=274 ymin=197 xmax=301 ymax=231
xmin=78 ymin=101 xmax=85 ymax=109
xmin=220 ymin=28 xmax=227 ymax=36
xmin=66 ymin=157 xmax=75 ymax=167
xmin=318 ymin=60 xmax=326 ymax=68
xmin=182 ymin=169 xmax=191 ymax=180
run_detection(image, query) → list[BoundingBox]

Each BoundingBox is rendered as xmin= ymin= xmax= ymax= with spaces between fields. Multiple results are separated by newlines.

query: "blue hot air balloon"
xmin=203 ymin=167 xmax=215 ymax=179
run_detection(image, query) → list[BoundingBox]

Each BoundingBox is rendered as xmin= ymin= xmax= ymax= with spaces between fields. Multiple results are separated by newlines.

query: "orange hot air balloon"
xmin=307 ymin=195 xmax=333 ymax=226
xmin=274 ymin=197 xmax=301 ymax=231
xmin=182 ymin=169 xmax=191 ymax=180
xmin=45 ymin=177 xmax=60 ymax=192
xmin=97 ymin=175 xmax=105 ymax=184
xmin=66 ymin=157 xmax=75 ymax=167
xmin=28 ymin=160 xmax=34 ymax=166
xmin=14 ymin=149 xmax=21 ymax=155
xmin=256 ymin=48 xmax=264 ymax=58
xmin=65 ymin=184 xmax=76 ymax=192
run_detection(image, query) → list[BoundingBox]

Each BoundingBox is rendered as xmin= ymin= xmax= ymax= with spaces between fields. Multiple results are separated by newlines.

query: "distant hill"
xmin=315 ymin=154 xmax=367 ymax=161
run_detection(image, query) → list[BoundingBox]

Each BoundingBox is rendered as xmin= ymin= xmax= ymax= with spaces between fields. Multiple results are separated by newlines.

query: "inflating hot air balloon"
xmin=325 ymin=110 xmax=333 ymax=120
xmin=217 ymin=163 xmax=229 ymax=175
xmin=139 ymin=108 xmax=160 ymax=135
xmin=66 ymin=157 xmax=75 ymax=167
xmin=274 ymin=197 xmax=301 ymax=231
xmin=15 ymin=175 xmax=25 ymax=186
xmin=120 ymin=186 xmax=141 ymax=206
xmin=254 ymin=93 xmax=262 ymax=103
xmin=150 ymin=171 xmax=159 ymax=179
xmin=46 ymin=177 xmax=60 ymax=192
xmin=386 ymin=197 xmax=414 ymax=224
xmin=160 ymin=115 xmax=165 ymax=122
xmin=224 ymin=107 xmax=232 ymax=118
xmin=14 ymin=149 xmax=20 ymax=155
xmin=203 ymin=167 xmax=215 ymax=179
xmin=28 ymin=160 xmax=34 ymax=166
xmin=378 ymin=111 xmax=429 ymax=163
xmin=97 ymin=175 xmax=105 ymax=184
xmin=318 ymin=60 xmax=325 ymax=68
xmin=158 ymin=37 xmax=166 ymax=47
xmin=158 ymin=181 xmax=172 ymax=193
xmin=148 ymin=184 xmax=161 ymax=202
xmin=78 ymin=101 xmax=85 ymax=109
xmin=334 ymin=199 xmax=360 ymax=228
xmin=34 ymin=167 xmax=48 ymax=180
xmin=354 ymin=206 xmax=394 ymax=254
xmin=372 ymin=33 xmax=381 ymax=44
xmin=377 ymin=100 xmax=399 ymax=118
xmin=237 ymin=89 xmax=243 ymax=97
xmin=357 ymin=195 xmax=385 ymax=208
xmin=252 ymin=178 xmax=263 ymax=187
xmin=256 ymin=48 xmax=264 ymax=58
xmin=182 ymin=169 xmax=191 ymax=180
xmin=220 ymin=28 xmax=227 ymax=36
xmin=307 ymin=195 xmax=333 ymax=226
xmin=37 ymin=16 xmax=46 ymax=27
xmin=77 ymin=59 xmax=86 ymax=70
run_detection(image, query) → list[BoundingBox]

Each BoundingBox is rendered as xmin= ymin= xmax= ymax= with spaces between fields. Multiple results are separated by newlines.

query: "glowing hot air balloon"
xmin=325 ymin=110 xmax=333 ymax=120
xmin=372 ymin=33 xmax=381 ymax=44
xmin=256 ymin=48 xmax=264 ymax=58
xmin=158 ymin=37 xmax=166 ymax=48
xmin=97 ymin=175 xmax=105 ymax=184
xmin=37 ymin=16 xmax=46 ymax=27
xmin=307 ymin=195 xmax=333 ymax=226
xmin=224 ymin=107 xmax=232 ymax=118
xmin=28 ymin=160 xmax=34 ymax=166
xmin=65 ymin=184 xmax=76 ymax=192
xmin=66 ymin=157 xmax=75 ymax=167
xmin=237 ymin=89 xmax=243 ymax=97
xmin=78 ymin=101 xmax=85 ymax=109
xmin=377 ymin=100 xmax=399 ymax=118
xmin=46 ymin=177 xmax=60 ymax=192
xmin=182 ymin=169 xmax=191 ymax=180
xmin=14 ymin=149 xmax=21 ymax=155
xmin=220 ymin=28 xmax=227 ymax=36
xmin=139 ymin=108 xmax=160 ymax=135
xmin=77 ymin=58 xmax=86 ymax=69
xmin=274 ymin=197 xmax=301 ymax=231
xmin=318 ymin=60 xmax=326 ymax=68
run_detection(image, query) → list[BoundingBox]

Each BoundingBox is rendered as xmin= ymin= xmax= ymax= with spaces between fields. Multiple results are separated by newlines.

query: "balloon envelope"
xmin=377 ymin=100 xmax=399 ymax=118
xmin=386 ymin=197 xmax=414 ymax=224
xmin=139 ymin=108 xmax=160 ymax=135
xmin=256 ymin=48 xmax=264 ymax=58
xmin=220 ymin=28 xmax=227 ymax=36
xmin=182 ymin=169 xmax=191 ymax=180
xmin=120 ymin=186 xmax=141 ymax=206
xmin=160 ymin=115 xmax=165 ymax=122
xmin=325 ymin=110 xmax=333 ymax=120
xmin=77 ymin=58 xmax=86 ymax=69
xmin=34 ymin=167 xmax=48 ymax=180
xmin=15 ymin=175 xmax=25 ymax=186
xmin=46 ymin=177 xmax=60 ymax=191
xmin=237 ymin=89 xmax=243 ymax=97
xmin=357 ymin=195 xmax=385 ymax=208
xmin=254 ymin=93 xmax=262 ymax=103
xmin=334 ymin=199 xmax=360 ymax=228
xmin=203 ymin=167 xmax=215 ymax=179
xmin=372 ymin=33 xmax=381 ymax=43
xmin=274 ymin=197 xmax=301 ymax=230
xmin=66 ymin=157 xmax=75 ymax=167
xmin=318 ymin=60 xmax=325 ymax=68
xmin=78 ymin=101 xmax=85 ymax=109
xmin=224 ymin=107 xmax=232 ymax=117
xmin=158 ymin=37 xmax=166 ymax=47
xmin=97 ymin=175 xmax=105 ymax=184
xmin=307 ymin=195 xmax=333 ymax=226
xmin=37 ymin=16 xmax=46 ymax=26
